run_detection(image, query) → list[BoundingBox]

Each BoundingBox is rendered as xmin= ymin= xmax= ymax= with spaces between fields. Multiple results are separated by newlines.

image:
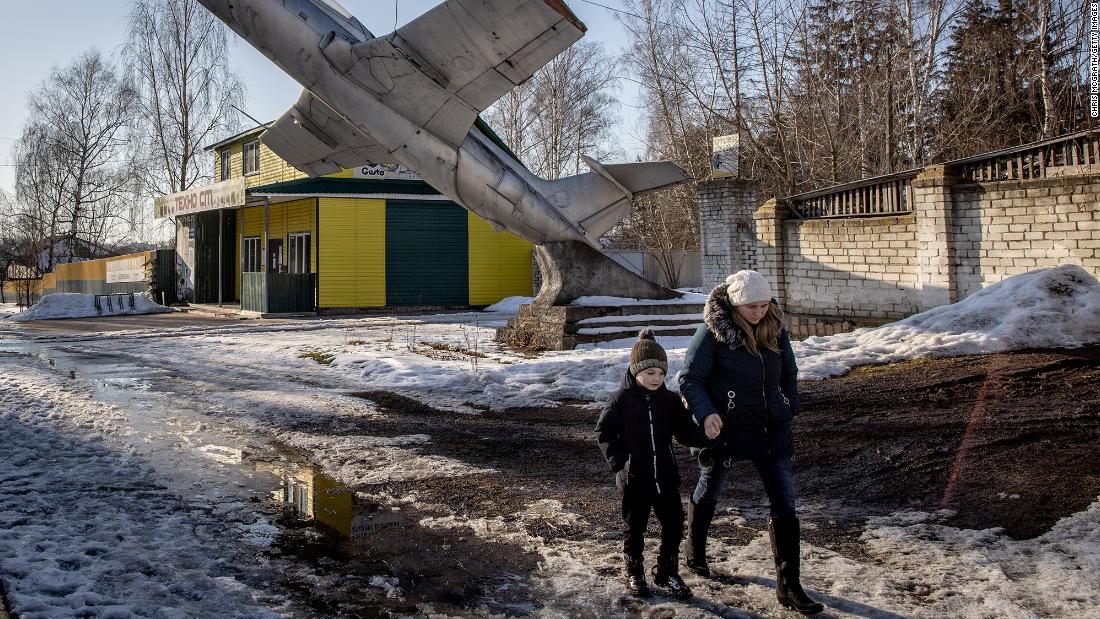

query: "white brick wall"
xmin=699 ymin=171 xmax=1100 ymax=323
xmin=953 ymin=177 xmax=1100 ymax=298
xmin=780 ymin=216 xmax=922 ymax=319
xmin=699 ymin=179 xmax=760 ymax=290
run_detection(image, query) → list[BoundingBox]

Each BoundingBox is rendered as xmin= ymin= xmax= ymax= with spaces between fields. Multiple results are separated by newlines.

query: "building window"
xmin=219 ymin=148 xmax=231 ymax=181
xmin=283 ymin=477 xmax=311 ymax=517
xmin=288 ymin=233 xmax=311 ymax=274
xmin=242 ymin=140 xmax=260 ymax=176
xmin=242 ymin=237 xmax=261 ymax=272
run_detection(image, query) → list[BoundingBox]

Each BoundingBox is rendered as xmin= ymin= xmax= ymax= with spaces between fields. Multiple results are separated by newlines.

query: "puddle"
xmin=2 ymin=342 xmax=544 ymax=616
xmin=259 ymin=455 xmax=543 ymax=616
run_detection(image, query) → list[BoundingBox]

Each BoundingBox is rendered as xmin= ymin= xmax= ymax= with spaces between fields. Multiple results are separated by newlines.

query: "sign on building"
xmin=154 ymin=177 xmax=247 ymax=218
xmin=711 ymin=134 xmax=739 ymax=178
xmin=106 ymin=256 xmax=147 ymax=284
xmin=351 ymin=164 xmax=421 ymax=181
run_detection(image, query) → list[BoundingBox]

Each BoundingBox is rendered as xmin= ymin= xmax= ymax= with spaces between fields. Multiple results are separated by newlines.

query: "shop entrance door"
xmin=193 ymin=209 xmax=237 ymax=304
xmin=267 ymin=239 xmax=284 ymax=273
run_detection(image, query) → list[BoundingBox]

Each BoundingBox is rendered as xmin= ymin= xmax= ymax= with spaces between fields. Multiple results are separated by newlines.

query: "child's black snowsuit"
xmin=596 ymin=370 xmax=707 ymax=566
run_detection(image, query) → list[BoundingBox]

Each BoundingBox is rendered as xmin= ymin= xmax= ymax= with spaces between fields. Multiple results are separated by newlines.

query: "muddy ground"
xmin=273 ymin=345 xmax=1100 ymax=617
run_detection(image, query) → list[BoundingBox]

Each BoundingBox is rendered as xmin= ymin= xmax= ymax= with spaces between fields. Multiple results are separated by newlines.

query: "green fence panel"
xmin=241 ymin=272 xmax=266 ymax=313
xmin=267 ymin=273 xmax=315 ymax=313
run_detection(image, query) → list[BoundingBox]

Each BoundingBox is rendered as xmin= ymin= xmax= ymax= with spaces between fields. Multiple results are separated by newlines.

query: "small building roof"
xmin=204 ymin=123 xmax=272 ymax=152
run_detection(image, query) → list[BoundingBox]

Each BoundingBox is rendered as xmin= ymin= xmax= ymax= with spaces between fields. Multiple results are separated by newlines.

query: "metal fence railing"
xmin=785 ymin=171 xmax=919 ymax=219
xmin=782 ymin=130 xmax=1100 ymax=219
xmin=955 ymin=130 xmax=1100 ymax=182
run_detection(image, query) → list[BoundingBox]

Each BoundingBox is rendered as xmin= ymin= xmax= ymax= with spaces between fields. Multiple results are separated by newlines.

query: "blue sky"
xmin=0 ymin=0 xmax=641 ymax=195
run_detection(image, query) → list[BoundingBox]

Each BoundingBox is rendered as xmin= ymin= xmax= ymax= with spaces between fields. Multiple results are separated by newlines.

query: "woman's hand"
xmin=703 ymin=413 xmax=723 ymax=440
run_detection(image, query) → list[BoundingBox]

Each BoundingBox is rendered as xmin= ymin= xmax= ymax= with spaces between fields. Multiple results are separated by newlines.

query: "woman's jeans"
xmin=691 ymin=455 xmax=797 ymax=519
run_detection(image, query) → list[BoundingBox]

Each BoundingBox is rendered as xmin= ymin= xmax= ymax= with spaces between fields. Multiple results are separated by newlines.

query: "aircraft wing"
xmin=261 ymin=89 xmax=395 ymax=177
xmin=345 ymin=0 xmax=586 ymax=147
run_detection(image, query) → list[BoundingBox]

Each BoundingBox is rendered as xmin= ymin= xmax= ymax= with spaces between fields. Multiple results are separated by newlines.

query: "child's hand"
xmin=704 ymin=413 xmax=723 ymax=440
xmin=615 ymin=460 xmax=631 ymax=491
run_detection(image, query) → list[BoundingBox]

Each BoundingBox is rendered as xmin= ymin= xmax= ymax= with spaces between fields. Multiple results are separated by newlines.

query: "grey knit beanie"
xmin=726 ymin=270 xmax=773 ymax=306
xmin=629 ymin=328 xmax=668 ymax=375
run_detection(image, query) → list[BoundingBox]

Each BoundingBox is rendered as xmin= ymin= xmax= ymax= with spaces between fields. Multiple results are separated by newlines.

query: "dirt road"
xmin=268 ymin=345 xmax=1100 ymax=616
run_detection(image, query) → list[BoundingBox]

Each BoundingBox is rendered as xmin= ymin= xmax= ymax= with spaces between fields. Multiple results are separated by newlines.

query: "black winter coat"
xmin=596 ymin=371 xmax=707 ymax=495
xmin=677 ymin=284 xmax=800 ymax=462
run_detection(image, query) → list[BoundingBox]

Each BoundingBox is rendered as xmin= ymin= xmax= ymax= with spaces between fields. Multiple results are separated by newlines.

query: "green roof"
xmin=247 ymin=176 xmax=445 ymax=196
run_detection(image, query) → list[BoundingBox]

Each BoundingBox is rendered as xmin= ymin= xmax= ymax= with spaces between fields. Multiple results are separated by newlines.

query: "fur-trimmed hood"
xmin=702 ymin=283 xmax=785 ymax=347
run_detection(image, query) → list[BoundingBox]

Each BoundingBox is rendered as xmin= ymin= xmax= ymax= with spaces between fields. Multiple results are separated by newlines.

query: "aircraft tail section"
xmin=543 ymin=157 xmax=689 ymax=245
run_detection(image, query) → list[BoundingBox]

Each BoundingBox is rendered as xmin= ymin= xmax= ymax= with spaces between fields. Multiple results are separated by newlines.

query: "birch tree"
xmin=15 ymin=50 xmax=136 ymax=267
xmin=125 ymin=0 xmax=243 ymax=241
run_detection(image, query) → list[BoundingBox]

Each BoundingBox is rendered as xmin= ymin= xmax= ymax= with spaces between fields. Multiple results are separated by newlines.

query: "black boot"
xmin=684 ymin=500 xmax=716 ymax=577
xmin=768 ymin=516 xmax=824 ymax=615
xmin=623 ymin=554 xmax=650 ymax=597
xmin=652 ymin=556 xmax=693 ymax=600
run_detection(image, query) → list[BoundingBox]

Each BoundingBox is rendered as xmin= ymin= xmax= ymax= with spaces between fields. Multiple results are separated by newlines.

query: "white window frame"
xmin=219 ymin=148 xmax=231 ymax=181
xmin=242 ymin=140 xmax=260 ymax=176
xmin=242 ymin=236 xmax=262 ymax=273
xmin=283 ymin=477 xmax=311 ymax=517
xmin=288 ymin=232 xmax=311 ymax=274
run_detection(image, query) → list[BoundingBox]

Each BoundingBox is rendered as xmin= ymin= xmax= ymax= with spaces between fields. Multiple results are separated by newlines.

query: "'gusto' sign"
xmin=352 ymin=164 xmax=421 ymax=181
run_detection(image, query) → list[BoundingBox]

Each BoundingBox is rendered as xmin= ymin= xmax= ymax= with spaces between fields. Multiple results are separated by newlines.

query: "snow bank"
xmin=482 ymin=296 xmax=531 ymax=313
xmin=0 ymin=302 xmax=22 ymax=319
xmin=856 ymin=502 xmax=1100 ymax=617
xmin=795 ymin=265 xmax=1100 ymax=380
xmin=9 ymin=292 xmax=173 ymax=322
xmin=333 ymin=266 xmax=1100 ymax=408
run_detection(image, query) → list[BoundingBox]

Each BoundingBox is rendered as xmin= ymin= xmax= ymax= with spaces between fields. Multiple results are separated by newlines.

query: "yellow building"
xmin=158 ymin=124 xmax=532 ymax=313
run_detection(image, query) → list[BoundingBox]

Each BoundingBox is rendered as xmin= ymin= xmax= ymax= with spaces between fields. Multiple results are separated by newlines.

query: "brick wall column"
xmin=911 ymin=164 xmax=960 ymax=310
xmin=697 ymin=178 xmax=759 ymax=290
xmin=753 ymin=198 xmax=788 ymax=308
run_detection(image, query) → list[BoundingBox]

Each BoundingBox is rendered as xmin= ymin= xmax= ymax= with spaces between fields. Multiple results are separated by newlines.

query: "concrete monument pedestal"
xmin=496 ymin=241 xmax=703 ymax=350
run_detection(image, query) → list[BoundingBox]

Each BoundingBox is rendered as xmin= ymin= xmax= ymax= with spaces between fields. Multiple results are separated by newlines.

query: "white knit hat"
xmin=725 ymin=270 xmax=773 ymax=306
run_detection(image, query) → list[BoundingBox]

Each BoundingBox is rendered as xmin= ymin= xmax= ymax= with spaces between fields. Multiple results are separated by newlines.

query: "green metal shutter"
xmin=386 ymin=201 xmax=469 ymax=306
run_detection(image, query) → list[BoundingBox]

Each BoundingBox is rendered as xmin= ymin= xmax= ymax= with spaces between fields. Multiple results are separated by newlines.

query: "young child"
xmin=596 ymin=328 xmax=706 ymax=599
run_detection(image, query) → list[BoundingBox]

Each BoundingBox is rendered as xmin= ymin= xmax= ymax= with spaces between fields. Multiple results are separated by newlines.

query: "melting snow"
xmin=1 ymin=264 xmax=1098 ymax=616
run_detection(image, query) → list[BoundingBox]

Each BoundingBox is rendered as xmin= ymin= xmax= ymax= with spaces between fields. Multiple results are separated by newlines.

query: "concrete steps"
xmin=496 ymin=301 xmax=705 ymax=350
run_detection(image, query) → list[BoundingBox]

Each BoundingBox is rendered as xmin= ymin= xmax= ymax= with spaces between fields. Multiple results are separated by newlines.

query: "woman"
xmin=677 ymin=270 xmax=823 ymax=615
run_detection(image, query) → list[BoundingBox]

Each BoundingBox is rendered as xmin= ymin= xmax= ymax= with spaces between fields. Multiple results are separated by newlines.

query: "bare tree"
xmin=485 ymin=80 xmax=538 ymax=164
xmin=505 ymin=41 xmax=622 ymax=179
xmin=15 ymin=50 xmax=136 ymax=268
xmin=894 ymin=0 xmax=957 ymax=165
xmin=0 ymin=193 xmax=18 ymax=303
xmin=1017 ymin=0 xmax=1089 ymax=137
xmin=0 ymin=190 xmax=44 ymax=306
xmin=125 ymin=0 xmax=244 ymax=238
xmin=11 ymin=122 xmax=67 ymax=271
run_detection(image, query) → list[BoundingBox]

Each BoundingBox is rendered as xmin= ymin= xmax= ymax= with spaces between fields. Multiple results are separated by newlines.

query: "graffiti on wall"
xmin=175 ymin=217 xmax=196 ymax=301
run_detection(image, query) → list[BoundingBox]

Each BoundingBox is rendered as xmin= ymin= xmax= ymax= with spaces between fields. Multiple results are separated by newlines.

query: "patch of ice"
xmin=368 ymin=575 xmax=403 ymax=599
xmin=238 ymin=519 xmax=280 ymax=547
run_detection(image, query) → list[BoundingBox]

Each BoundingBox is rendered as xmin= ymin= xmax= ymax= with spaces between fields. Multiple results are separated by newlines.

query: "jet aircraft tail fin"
xmin=541 ymin=157 xmax=690 ymax=245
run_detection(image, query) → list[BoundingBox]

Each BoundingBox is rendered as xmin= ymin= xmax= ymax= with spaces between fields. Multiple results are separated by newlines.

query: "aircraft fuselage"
xmin=199 ymin=0 xmax=591 ymax=245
